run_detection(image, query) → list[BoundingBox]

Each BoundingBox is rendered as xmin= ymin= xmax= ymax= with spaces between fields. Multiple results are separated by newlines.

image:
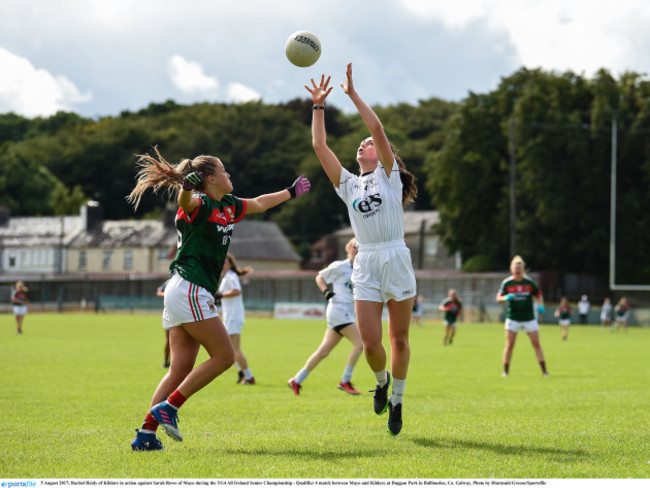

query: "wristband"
xmin=323 ymin=290 xmax=335 ymax=300
xmin=312 ymin=105 xmax=325 ymax=110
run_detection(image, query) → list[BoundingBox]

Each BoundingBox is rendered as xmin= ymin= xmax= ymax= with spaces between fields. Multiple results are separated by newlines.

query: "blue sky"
xmin=2 ymin=0 xmax=649 ymax=118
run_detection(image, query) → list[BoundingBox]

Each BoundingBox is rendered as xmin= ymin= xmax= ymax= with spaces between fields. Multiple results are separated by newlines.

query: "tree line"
xmin=1 ymin=67 xmax=648 ymax=284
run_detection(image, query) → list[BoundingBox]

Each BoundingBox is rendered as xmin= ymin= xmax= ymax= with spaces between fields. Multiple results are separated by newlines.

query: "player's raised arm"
xmin=305 ymin=74 xmax=343 ymax=187
xmin=341 ymin=63 xmax=394 ymax=175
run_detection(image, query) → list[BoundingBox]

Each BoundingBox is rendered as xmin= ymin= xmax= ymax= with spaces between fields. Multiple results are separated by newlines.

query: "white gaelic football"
xmin=285 ymin=31 xmax=321 ymax=67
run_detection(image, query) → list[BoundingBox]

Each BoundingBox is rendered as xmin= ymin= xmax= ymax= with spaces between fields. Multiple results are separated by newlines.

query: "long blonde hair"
xmin=126 ymin=146 xmax=221 ymax=210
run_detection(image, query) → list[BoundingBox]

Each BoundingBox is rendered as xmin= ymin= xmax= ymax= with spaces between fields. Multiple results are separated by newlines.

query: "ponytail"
xmin=126 ymin=146 xmax=219 ymax=210
xmin=396 ymin=156 xmax=417 ymax=205
xmin=389 ymin=143 xmax=417 ymax=205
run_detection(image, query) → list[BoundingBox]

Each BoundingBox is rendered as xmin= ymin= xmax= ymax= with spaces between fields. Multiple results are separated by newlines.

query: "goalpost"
xmin=609 ymin=115 xmax=650 ymax=291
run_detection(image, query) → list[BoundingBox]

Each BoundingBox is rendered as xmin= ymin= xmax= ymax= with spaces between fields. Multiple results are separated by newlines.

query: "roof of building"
xmin=0 ymin=216 xmax=83 ymax=247
xmin=1 ymin=210 xmax=300 ymax=262
xmin=67 ymin=220 xmax=172 ymax=248
xmin=228 ymin=220 xmax=301 ymax=262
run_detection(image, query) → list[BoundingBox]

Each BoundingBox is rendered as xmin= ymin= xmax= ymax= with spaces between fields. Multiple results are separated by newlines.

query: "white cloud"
xmin=226 ymin=83 xmax=261 ymax=103
xmin=3 ymin=1 xmax=650 ymax=117
xmin=0 ymin=47 xmax=91 ymax=117
xmin=399 ymin=0 xmax=650 ymax=76
xmin=167 ymin=55 xmax=219 ymax=94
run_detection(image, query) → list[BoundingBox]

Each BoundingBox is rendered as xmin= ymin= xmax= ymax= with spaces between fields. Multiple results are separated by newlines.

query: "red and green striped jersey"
xmin=169 ymin=193 xmax=246 ymax=294
xmin=498 ymin=276 xmax=541 ymax=321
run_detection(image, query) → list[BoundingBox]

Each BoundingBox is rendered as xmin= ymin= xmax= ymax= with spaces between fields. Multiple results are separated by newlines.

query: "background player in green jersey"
xmin=127 ymin=147 xmax=310 ymax=451
xmin=496 ymin=255 xmax=549 ymax=378
xmin=439 ymin=289 xmax=463 ymax=346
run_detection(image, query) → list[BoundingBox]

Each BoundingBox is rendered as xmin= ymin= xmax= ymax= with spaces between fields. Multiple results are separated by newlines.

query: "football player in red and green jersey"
xmin=127 ymin=147 xmax=310 ymax=450
xmin=496 ymin=255 xmax=548 ymax=378
xmin=439 ymin=289 xmax=462 ymax=346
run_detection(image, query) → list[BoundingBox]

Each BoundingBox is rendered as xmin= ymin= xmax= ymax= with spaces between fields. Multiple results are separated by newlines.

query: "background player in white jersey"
xmin=217 ymin=253 xmax=255 ymax=385
xmin=305 ymin=64 xmax=418 ymax=436
xmin=288 ymin=238 xmax=363 ymax=396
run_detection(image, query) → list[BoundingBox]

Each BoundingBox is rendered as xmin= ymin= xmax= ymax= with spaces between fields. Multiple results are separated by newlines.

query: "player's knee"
xmin=362 ymin=340 xmax=383 ymax=355
xmin=390 ymin=335 xmax=409 ymax=352
xmin=317 ymin=348 xmax=331 ymax=360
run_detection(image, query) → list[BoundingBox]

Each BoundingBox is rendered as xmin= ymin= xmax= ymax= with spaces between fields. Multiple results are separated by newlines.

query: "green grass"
xmin=1 ymin=313 xmax=648 ymax=478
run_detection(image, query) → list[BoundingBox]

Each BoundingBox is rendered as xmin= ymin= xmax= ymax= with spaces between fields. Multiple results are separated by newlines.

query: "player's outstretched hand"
xmin=341 ymin=63 xmax=355 ymax=96
xmin=287 ymin=175 xmax=311 ymax=198
xmin=305 ymin=74 xmax=334 ymax=105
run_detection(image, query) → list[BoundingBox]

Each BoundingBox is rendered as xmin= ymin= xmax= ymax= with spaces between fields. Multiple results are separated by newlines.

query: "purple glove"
xmin=287 ymin=175 xmax=311 ymax=198
xmin=182 ymin=171 xmax=203 ymax=191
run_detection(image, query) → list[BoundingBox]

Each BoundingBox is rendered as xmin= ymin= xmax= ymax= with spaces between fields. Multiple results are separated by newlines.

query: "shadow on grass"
xmin=411 ymin=436 xmax=588 ymax=459
xmin=218 ymin=447 xmax=385 ymax=461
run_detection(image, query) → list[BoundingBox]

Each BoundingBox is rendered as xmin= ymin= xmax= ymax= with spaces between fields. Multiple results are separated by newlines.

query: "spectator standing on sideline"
xmin=288 ymin=237 xmax=363 ymax=396
xmin=578 ymin=295 xmax=590 ymax=324
xmin=11 ymin=281 xmax=29 ymax=334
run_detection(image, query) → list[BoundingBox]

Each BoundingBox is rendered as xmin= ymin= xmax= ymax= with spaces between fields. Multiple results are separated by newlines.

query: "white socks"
xmin=374 ymin=370 xmax=388 ymax=387
xmin=342 ymin=365 xmax=354 ymax=383
xmin=390 ymin=378 xmax=405 ymax=406
xmin=295 ymin=368 xmax=310 ymax=384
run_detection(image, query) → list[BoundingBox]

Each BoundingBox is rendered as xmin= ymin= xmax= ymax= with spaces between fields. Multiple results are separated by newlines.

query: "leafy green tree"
xmin=426 ymin=92 xmax=510 ymax=268
xmin=0 ymin=146 xmax=61 ymax=215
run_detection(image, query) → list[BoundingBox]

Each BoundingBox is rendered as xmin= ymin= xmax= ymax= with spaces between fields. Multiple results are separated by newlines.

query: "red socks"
xmin=141 ymin=413 xmax=158 ymax=432
xmin=167 ymin=390 xmax=187 ymax=409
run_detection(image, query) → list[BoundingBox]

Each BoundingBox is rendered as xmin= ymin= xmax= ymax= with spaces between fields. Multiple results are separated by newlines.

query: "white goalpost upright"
xmin=609 ymin=114 xmax=650 ymax=291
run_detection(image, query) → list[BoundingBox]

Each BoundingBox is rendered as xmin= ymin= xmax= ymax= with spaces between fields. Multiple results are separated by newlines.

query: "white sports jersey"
xmin=335 ymin=159 xmax=404 ymax=245
xmin=319 ymin=259 xmax=354 ymax=306
xmin=218 ymin=270 xmax=245 ymax=325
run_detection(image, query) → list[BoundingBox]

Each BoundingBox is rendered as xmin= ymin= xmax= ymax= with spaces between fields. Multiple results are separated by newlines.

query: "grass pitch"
xmin=0 ymin=312 xmax=648 ymax=479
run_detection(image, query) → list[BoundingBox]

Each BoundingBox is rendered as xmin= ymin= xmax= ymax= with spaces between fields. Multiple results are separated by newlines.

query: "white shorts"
xmin=559 ymin=319 xmax=571 ymax=326
xmin=444 ymin=320 xmax=457 ymax=328
xmin=162 ymin=273 xmax=219 ymax=330
xmin=505 ymin=318 xmax=539 ymax=333
xmin=13 ymin=305 xmax=27 ymax=316
xmin=353 ymin=240 xmax=417 ymax=303
xmin=616 ymin=313 xmax=630 ymax=322
xmin=326 ymin=302 xmax=356 ymax=329
xmin=223 ymin=317 xmax=244 ymax=335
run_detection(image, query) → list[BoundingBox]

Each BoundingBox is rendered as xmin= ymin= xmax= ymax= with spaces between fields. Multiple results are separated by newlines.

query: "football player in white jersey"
xmin=288 ymin=238 xmax=363 ymax=396
xmin=305 ymin=64 xmax=418 ymax=436
xmin=217 ymin=253 xmax=255 ymax=385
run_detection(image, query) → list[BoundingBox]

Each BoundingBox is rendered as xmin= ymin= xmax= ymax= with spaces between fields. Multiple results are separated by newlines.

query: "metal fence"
xmin=0 ymin=272 xmax=646 ymax=325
